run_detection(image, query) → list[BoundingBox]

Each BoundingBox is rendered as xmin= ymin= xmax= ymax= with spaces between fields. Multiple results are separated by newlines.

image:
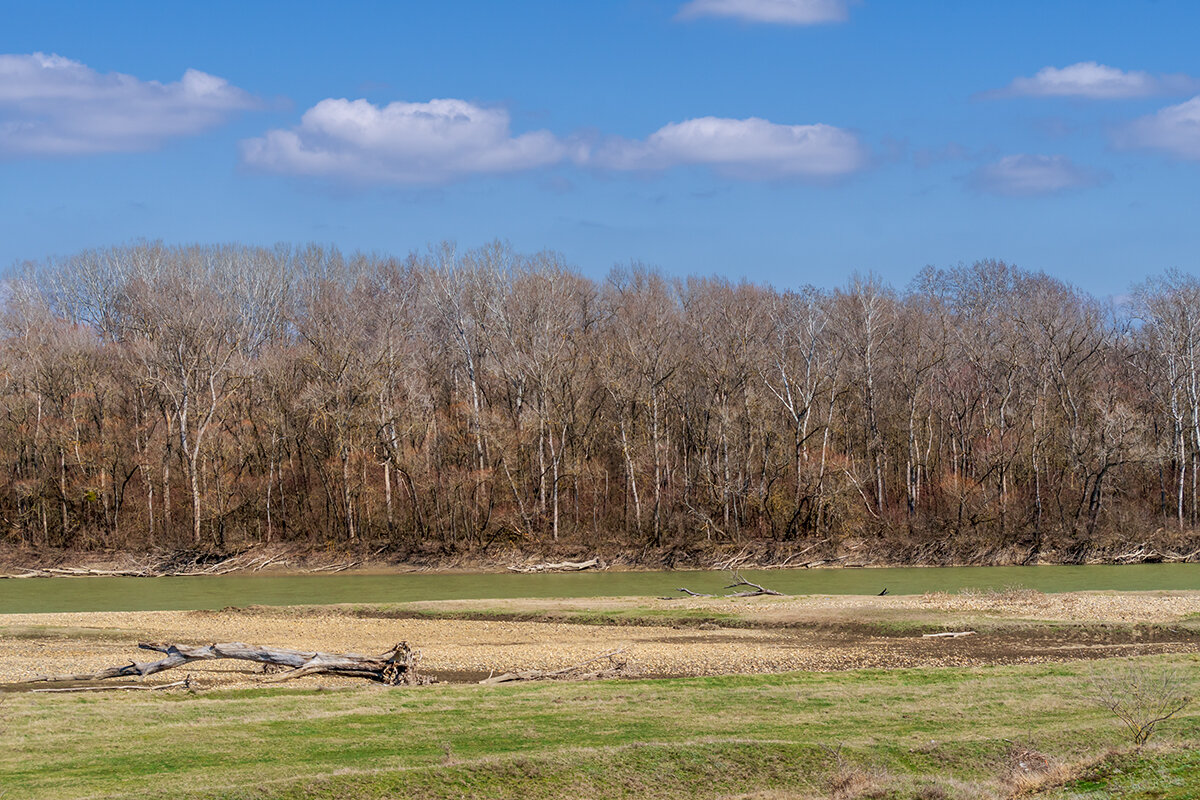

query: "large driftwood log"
xmin=507 ymin=558 xmax=600 ymax=573
xmin=24 ymin=641 xmax=427 ymax=686
xmin=30 ymin=678 xmax=193 ymax=693
xmin=8 ymin=566 xmax=151 ymax=578
xmin=3 ymin=552 xmax=292 ymax=579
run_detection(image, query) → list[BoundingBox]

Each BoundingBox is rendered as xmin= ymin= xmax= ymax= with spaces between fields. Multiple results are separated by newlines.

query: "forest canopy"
xmin=3 ymin=241 xmax=1198 ymax=564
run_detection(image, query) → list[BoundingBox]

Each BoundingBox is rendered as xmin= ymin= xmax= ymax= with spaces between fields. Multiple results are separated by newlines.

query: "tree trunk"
xmin=26 ymin=641 xmax=426 ymax=685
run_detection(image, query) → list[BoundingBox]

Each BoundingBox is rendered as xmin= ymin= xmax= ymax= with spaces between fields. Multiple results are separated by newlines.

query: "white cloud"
xmin=1118 ymin=96 xmax=1200 ymax=159
xmin=968 ymin=154 xmax=1105 ymax=196
xmin=676 ymin=0 xmax=851 ymax=25
xmin=0 ymin=52 xmax=258 ymax=156
xmin=244 ymin=102 xmax=866 ymax=185
xmin=993 ymin=62 xmax=1198 ymax=99
xmin=589 ymin=116 xmax=866 ymax=179
xmin=242 ymin=98 xmax=573 ymax=184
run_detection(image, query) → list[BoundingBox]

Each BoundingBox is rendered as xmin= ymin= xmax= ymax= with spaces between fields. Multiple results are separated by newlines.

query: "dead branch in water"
xmin=23 ymin=641 xmax=428 ymax=686
xmin=673 ymin=587 xmax=716 ymax=598
xmin=669 ymin=569 xmax=785 ymax=600
xmin=723 ymin=571 xmax=785 ymax=597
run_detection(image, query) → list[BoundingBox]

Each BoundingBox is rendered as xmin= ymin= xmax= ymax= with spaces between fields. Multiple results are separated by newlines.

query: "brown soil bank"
xmin=2 ymin=591 xmax=1198 ymax=690
xmin=3 ymin=537 xmax=1199 ymax=577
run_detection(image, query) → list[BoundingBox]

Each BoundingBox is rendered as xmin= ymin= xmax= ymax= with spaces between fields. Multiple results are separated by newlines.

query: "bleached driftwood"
xmin=922 ymin=631 xmax=976 ymax=639
xmin=30 ymin=678 xmax=193 ymax=693
xmin=24 ymin=641 xmax=427 ymax=686
xmin=507 ymin=558 xmax=600 ymax=573
xmin=3 ymin=551 xmax=293 ymax=579
xmin=723 ymin=574 xmax=785 ymax=597
xmin=674 ymin=587 xmax=717 ymax=598
xmin=8 ymin=566 xmax=151 ymax=578
xmin=480 ymin=649 xmax=629 ymax=685
xmin=671 ymin=570 xmax=785 ymax=600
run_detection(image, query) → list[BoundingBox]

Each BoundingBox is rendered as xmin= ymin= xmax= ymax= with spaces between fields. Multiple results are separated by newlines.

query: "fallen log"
xmin=30 ymin=677 xmax=193 ymax=693
xmin=480 ymin=649 xmax=629 ymax=685
xmin=308 ymin=560 xmax=363 ymax=574
xmin=507 ymin=558 xmax=600 ymax=573
xmin=23 ymin=641 xmax=428 ymax=686
xmin=4 ymin=555 xmax=279 ymax=579
xmin=10 ymin=566 xmax=151 ymax=578
xmin=922 ymin=631 xmax=976 ymax=639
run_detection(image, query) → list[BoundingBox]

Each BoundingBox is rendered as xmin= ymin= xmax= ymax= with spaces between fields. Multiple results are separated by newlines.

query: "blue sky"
xmin=3 ymin=0 xmax=1199 ymax=295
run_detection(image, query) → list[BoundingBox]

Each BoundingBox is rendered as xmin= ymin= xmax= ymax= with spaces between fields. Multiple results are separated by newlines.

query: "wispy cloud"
xmin=242 ymin=98 xmax=574 ymax=184
xmin=676 ymin=0 xmax=852 ymax=25
xmin=968 ymin=154 xmax=1106 ymax=196
xmin=1117 ymin=96 xmax=1200 ymax=159
xmin=987 ymin=62 xmax=1198 ymax=100
xmin=588 ymin=116 xmax=867 ymax=180
xmin=0 ymin=52 xmax=258 ymax=156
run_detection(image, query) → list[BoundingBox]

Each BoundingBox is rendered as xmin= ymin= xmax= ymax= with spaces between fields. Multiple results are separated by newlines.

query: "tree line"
xmin=3 ymin=241 xmax=1198 ymax=563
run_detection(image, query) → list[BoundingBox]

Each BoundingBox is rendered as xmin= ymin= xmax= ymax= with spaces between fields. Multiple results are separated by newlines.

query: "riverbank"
xmin=4 ymin=537 xmax=1199 ymax=580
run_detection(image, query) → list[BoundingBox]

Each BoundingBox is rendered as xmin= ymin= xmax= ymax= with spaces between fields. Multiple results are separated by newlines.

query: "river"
xmin=1 ymin=563 xmax=1198 ymax=613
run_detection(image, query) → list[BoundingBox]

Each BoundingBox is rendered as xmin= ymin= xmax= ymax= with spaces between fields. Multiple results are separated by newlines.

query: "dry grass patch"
xmin=821 ymin=745 xmax=896 ymax=800
xmin=1000 ymin=741 xmax=1080 ymax=796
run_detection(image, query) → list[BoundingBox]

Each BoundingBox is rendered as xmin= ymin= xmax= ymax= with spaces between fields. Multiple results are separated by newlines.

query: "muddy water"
xmin=1 ymin=563 xmax=1197 ymax=614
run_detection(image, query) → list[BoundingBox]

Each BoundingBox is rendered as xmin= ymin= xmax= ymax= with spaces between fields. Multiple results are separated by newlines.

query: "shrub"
xmin=1091 ymin=664 xmax=1192 ymax=746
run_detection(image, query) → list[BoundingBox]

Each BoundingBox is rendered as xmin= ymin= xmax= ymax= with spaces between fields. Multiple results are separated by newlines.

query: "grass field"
xmin=3 ymin=652 xmax=1197 ymax=799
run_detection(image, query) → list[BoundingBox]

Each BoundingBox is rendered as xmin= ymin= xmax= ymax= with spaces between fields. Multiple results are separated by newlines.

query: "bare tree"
xmin=600 ymin=265 xmax=680 ymax=545
xmin=0 ymin=242 xmax=1196 ymax=564
xmin=53 ymin=244 xmax=288 ymax=545
xmin=1134 ymin=271 xmax=1200 ymax=529
xmin=1092 ymin=664 xmax=1192 ymax=746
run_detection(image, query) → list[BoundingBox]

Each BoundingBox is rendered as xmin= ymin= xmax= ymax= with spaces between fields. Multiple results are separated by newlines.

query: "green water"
xmin=0 ymin=563 xmax=1197 ymax=613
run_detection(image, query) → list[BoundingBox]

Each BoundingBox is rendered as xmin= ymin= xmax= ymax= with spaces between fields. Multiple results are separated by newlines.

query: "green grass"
xmin=315 ymin=602 xmax=755 ymax=629
xmin=2 ymin=655 xmax=1198 ymax=799
xmin=1048 ymin=748 xmax=1200 ymax=800
xmin=0 ymin=624 xmax=144 ymax=640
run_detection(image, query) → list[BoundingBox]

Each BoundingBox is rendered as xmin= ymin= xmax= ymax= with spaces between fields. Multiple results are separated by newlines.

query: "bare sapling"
xmin=1091 ymin=664 xmax=1192 ymax=746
